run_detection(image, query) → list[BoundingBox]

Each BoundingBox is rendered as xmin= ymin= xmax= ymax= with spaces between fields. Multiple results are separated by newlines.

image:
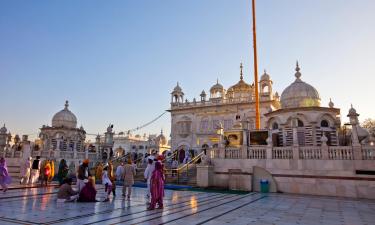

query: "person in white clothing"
xmin=115 ymin=162 xmax=124 ymax=182
xmin=102 ymin=165 xmax=112 ymax=202
xmin=143 ymin=157 xmax=155 ymax=201
xmin=20 ymin=157 xmax=32 ymax=184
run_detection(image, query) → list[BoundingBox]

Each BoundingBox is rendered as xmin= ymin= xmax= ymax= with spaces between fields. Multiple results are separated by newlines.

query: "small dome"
xmin=0 ymin=124 xmax=7 ymax=134
xmin=348 ymin=104 xmax=359 ymax=117
xmin=260 ymin=70 xmax=270 ymax=81
xmin=280 ymin=62 xmax=320 ymax=109
xmin=228 ymin=79 xmax=252 ymax=93
xmin=52 ymin=101 xmax=77 ymax=129
xmin=200 ymin=90 xmax=206 ymax=96
xmin=210 ymin=79 xmax=224 ymax=92
xmin=156 ymin=129 xmax=167 ymax=145
xmin=171 ymin=82 xmax=184 ymax=96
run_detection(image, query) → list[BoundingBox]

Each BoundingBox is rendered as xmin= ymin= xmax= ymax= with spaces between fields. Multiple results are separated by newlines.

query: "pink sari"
xmin=150 ymin=162 xmax=165 ymax=209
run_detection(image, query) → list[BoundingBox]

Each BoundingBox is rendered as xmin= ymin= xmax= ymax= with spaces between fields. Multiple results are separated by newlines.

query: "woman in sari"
xmin=0 ymin=157 xmax=11 ymax=192
xmin=148 ymin=161 xmax=165 ymax=210
xmin=78 ymin=177 xmax=97 ymax=202
xmin=57 ymin=159 xmax=69 ymax=185
xmin=40 ymin=160 xmax=51 ymax=186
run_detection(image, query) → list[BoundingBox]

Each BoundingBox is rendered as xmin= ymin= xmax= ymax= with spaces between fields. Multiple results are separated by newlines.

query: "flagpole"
xmin=252 ymin=0 xmax=261 ymax=130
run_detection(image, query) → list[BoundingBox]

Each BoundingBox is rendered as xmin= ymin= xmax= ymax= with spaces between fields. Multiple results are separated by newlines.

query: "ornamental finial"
xmin=240 ymin=62 xmax=243 ymax=80
xmin=295 ymin=61 xmax=301 ymax=79
xmin=64 ymin=100 xmax=69 ymax=109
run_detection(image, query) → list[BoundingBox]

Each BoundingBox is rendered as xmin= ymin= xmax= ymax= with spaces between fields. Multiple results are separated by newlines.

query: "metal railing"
xmin=165 ymin=152 xmax=205 ymax=184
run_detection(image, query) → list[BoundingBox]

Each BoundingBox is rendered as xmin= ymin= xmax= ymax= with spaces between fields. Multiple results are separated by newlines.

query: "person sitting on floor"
xmin=57 ymin=178 xmax=79 ymax=203
xmin=78 ymin=177 xmax=97 ymax=202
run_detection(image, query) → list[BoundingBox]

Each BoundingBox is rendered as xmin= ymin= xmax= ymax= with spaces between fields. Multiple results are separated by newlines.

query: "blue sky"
xmin=1 ymin=0 xmax=374 ymax=140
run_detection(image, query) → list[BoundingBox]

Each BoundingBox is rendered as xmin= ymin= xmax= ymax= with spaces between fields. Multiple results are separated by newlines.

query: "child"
xmin=102 ymin=165 xmax=112 ymax=202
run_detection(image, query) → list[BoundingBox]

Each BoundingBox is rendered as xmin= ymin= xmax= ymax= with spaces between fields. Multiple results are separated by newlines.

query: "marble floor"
xmin=0 ymin=185 xmax=374 ymax=225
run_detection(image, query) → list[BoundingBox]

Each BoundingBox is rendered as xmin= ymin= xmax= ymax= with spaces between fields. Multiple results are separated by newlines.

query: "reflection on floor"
xmin=0 ymin=185 xmax=374 ymax=225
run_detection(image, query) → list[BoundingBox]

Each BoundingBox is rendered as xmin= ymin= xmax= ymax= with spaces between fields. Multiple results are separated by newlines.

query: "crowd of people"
xmin=0 ymin=153 xmax=167 ymax=210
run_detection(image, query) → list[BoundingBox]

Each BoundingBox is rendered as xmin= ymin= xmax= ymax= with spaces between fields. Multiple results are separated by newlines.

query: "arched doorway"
xmin=202 ymin=144 xmax=209 ymax=155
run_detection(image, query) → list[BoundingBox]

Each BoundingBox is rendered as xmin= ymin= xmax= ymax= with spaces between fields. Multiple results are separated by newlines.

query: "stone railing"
xmin=361 ymin=146 xmax=375 ymax=160
xmin=60 ymin=151 xmax=74 ymax=159
xmin=208 ymin=148 xmax=220 ymax=159
xmin=272 ymin=147 xmax=293 ymax=159
xmin=225 ymin=148 xmax=242 ymax=159
xmin=299 ymin=146 xmax=322 ymax=159
xmin=328 ymin=146 xmax=353 ymax=160
xmin=247 ymin=147 xmax=266 ymax=159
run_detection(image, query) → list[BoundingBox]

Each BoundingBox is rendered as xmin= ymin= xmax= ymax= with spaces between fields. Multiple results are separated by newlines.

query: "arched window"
xmin=298 ymin=119 xmax=304 ymax=127
xmin=321 ymin=120 xmax=329 ymax=127
xmin=262 ymin=84 xmax=269 ymax=93
xmin=272 ymin=122 xmax=279 ymax=130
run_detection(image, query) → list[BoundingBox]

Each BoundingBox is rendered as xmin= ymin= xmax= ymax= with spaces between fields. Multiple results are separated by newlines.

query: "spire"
xmin=295 ymin=61 xmax=301 ymax=80
xmin=64 ymin=100 xmax=69 ymax=109
xmin=240 ymin=62 xmax=243 ymax=80
xmin=161 ymin=129 xmax=163 ymax=135
xmin=329 ymin=98 xmax=334 ymax=108
xmin=216 ymin=78 xmax=219 ymax=84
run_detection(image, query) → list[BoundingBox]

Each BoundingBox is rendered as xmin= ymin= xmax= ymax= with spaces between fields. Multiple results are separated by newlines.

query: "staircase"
xmin=4 ymin=158 xmax=21 ymax=182
xmin=164 ymin=152 xmax=204 ymax=186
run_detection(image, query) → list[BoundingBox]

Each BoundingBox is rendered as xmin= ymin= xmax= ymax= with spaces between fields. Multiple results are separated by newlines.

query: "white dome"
xmin=260 ymin=70 xmax=270 ymax=81
xmin=52 ymin=101 xmax=77 ymax=129
xmin=280 ymin=63 xmax=320 ymax=109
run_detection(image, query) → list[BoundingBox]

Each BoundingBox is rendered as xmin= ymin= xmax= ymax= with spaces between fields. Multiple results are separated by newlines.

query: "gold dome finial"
xmin=240 ymin=62 xmax=243 ymax=80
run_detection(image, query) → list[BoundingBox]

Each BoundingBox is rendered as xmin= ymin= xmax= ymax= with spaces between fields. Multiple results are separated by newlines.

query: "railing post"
xmin=352 ymin=145 xmax=362 ymax=160
xmin=266 ymin=146 xmax=272 ymax=159
xmin=292 ymin=146 xmax=299 ymax=160
xmin=242 ymin=146 xmax=247 ymax=159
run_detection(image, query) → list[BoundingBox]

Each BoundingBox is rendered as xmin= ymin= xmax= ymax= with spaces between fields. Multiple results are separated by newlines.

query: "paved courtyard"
xmin=0 ymin=185 xmax=374 ymax=225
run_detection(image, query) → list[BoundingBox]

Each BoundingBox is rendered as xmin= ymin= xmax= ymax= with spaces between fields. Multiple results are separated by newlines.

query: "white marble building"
xmin=169 ymin=62 xmax=343 ymax=154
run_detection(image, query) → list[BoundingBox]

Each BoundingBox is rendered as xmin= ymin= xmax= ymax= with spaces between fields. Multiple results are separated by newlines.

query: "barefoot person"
xmin=57 ymin=159 xmax=69 ymax=185
xmin=144 ymin=157 xmax=155 ymax=201
xmin=78 ymin=177 xmax=97 ymax=202
xmin=148 ymin=161 xmax=165 ymax=210
xmin=30 ymin=156 xmax=41 ymax=184
xmin=57 ymin=178 xmax=79 ymax=202
xmin=122 ymin=159 xmax=136 ymax=200
xmin=77 ymin=159 xmax=91 ymax=193
xmin=20 ymin=157 xmax=32 ymax=184
xmin=0 ymin=157 xmax=11 ymax=192
xmin=102 ymin=164 xmax=112 ymax=202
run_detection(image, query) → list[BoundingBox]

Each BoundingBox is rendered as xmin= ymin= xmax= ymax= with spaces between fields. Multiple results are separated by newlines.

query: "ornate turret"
xmin=171 ymin=82 xmax=184 ymax=104
xmin=210 ymin=78 xmax=224 ymax=99
xmin=200 ymin=90 xmax=207 ymax=102
xmin=260 ymin=69 xmax=273 ymax=98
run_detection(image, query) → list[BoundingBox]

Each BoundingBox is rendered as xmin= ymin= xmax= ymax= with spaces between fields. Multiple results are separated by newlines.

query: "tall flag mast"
xmin=251 ymin=0 xmax=261 ymax=130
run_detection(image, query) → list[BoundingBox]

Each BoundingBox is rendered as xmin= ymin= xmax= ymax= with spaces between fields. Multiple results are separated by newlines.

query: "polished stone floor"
xmin=0 ymin=185 xmax=374 ymax=225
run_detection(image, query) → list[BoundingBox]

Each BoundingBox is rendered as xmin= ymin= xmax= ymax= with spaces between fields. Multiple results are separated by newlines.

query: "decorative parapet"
xmin=247 ymin=146 xmax=267 ymax=159
xmin=212 ymin=145 xmax=374 ymax=161
xmin=272 ymin=147 xmax=293 ymax=159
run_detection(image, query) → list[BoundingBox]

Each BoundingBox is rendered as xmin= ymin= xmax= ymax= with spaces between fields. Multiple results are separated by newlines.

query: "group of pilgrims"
xmin=0 ymin=153 xmax=166 ymax=210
